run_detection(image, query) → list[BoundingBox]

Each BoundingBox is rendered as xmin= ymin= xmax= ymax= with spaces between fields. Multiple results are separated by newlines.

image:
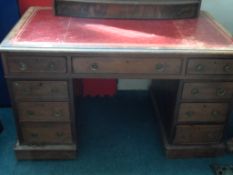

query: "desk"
xmin=1 ymin=7 xmax=233 ymax=159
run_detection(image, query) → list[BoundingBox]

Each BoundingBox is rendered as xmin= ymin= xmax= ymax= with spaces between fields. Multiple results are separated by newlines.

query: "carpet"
xmin=0 ymin=91 xmax=233 ymax=175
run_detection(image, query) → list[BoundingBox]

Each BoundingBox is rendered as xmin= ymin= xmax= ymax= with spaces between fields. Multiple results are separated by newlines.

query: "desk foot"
xmin=162 ymin=131 xmax=225 ymax=159
xmin=226 ymin=138 xmax=233 ymax=153
xmin=14 ymin=142 xmax=77 ymax=160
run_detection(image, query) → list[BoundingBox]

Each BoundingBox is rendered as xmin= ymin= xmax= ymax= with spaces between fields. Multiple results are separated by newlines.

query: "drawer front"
xmin=72 ymin=57 xmax=182 ymax=74
xmin=182 ymin=82 xmax=233 ymax=100
xmin=12 ymin=81 xmax=69 ymax=100
xmin=17 ymin=102 xmax=70 ymax=122
xmin=187 ymin=59 xmax=233 ymax=75
xmin=173 ymin=125 xmax=224 ymax=145
xmin=21 ymin=123 xmax=72 ymax=145
xmin=178 ymin=103 xmax=229 ymax=123
xmin=7 ymin=56 xmax=67 ymax=73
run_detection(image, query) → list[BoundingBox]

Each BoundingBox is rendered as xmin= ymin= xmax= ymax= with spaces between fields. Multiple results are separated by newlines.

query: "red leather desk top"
xmin=1 ymin=7 xmax=233 ymax=52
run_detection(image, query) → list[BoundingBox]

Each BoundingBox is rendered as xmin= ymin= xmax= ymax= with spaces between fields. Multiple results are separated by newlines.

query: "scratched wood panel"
xmin=54 ymin=0 xmax=201 ymax=19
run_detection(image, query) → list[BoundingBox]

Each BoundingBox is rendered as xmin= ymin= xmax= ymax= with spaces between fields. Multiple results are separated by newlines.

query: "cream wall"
xmin=201 ymin=0 xmax=233 ymax=34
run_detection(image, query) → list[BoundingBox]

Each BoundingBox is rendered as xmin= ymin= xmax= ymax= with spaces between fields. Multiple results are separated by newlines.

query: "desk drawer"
xmin=21 ymin=123 xmax=72 ymax=145
xmin=7 ymin=56 xmax=67 ymax=73
xmin=17 ymin=102 xmax=70 ymax=122
xmin=12 ymin=81 xmax=69 ymax=100
xmin=177 ymin=103 xmax=229 ymax=123
xmin=72 ymin=57 xmax=182 ymax=74
xmin=187 ymin=59 xmax=233 ymax=75
xmin=173 ymin=125 xmax=224 ymax=145
xmin=182 ymin=82 xmax=233 ymax=101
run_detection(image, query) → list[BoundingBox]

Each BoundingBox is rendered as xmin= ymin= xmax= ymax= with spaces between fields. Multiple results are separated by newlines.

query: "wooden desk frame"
xmin=1 ymin=7 xmax=233 ymax=159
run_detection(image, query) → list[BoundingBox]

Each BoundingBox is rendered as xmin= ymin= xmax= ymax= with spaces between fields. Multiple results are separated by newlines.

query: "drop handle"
xmin=53 ymin=111 xmax=62 ymax=117
xmin=48 ymin=62 xmax=56 ymax=71
xmin=185 ymin=111 xmax=194 ymax=118
xmin=191 ymin=88 xmax=199 ymax=95
xmin=19 ymin=62 xmax=27 ymax=71
xmin=211 ymin=111 xmax=220 ymax=118
xmin=195 ymin=64 xmax=205 ymax=72
xmin=223 ymin=64 xmax=232 ymax=73
xmin=216 ymin=88 xmax=226 ymax=97
xmin=90 ymin=63 xmax=98 ymax=71
xmin=155 ymin=63 xmax=165 ymax=72
xmin=14 ymin=82 xmax=20 ymax=87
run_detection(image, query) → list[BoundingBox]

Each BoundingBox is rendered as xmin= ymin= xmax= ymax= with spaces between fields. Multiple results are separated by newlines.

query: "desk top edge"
xmin=0 ymin=6 xmax=233 ymax=54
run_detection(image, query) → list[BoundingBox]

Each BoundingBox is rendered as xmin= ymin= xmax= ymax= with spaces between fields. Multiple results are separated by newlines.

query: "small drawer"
xmin=72 ymin=57 xmax=182 ymax=74
xmin=17 ymin=102 xmax=70 ymax=122
xmin=177 ymin=103 xmax=229 ymax=123
xmin=187 ymin=59 xmax=233 ymax=75
xmin=173 ymin=125 xmax=224 ymax=145
xmin=12 ymin=81 xmax=69 ymax=100
xmin=21 ymin=123 xmax=72 ymax=145
xmin=182 ymin=82 xmax=233 ymax=100
xmin=7 ymin=56 xmax=67 ymax=73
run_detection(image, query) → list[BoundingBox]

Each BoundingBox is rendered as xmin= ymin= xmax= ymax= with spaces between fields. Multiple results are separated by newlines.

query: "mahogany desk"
xmin=1 ymin=7 xmax=233 ymax=159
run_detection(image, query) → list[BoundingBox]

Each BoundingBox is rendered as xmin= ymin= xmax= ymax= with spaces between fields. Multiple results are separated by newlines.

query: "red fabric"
xmin=18 ymin=0 xmax=53 ymax=14
xmin=82 ymin=79 xmax=117 ymax=97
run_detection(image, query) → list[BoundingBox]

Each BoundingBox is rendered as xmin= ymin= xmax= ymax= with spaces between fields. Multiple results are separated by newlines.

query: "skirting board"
xmin=14 ymin=142 xmax=77 ymax=160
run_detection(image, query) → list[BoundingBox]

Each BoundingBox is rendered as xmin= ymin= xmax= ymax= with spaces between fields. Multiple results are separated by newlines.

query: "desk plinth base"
xmin=226 ymin=139 xmax=233 ymax=153
xmin=150 ymin=92 xmax=225 ymax=159
xmin=14 ymin=142 xmax=76 ymax=160
xmin=161 ymin=129 xmax=225 ymax=159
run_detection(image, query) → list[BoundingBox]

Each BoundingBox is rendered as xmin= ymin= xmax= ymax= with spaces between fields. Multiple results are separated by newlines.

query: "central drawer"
xmin=21 ymin=123 xmax=72 ymax=145
xmin=17 ymin=102 xmax=70 ymax=122
xmin=12 ymin=81 xmax=69 ymax=100
xmin=173 ymin=125 xmax=224 ymax=145
xmin=72 ymin=57 xmax=182 ymax=74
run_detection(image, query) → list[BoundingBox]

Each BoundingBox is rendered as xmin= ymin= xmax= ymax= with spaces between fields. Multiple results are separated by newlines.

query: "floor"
xmin=0 ymin=91 xmax=233 ymax=175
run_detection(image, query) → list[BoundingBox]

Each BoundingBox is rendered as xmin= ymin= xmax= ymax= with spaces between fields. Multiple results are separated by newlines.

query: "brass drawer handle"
xmin=195 ymin=64 xmax=205 ymax=72
xmin=27 ymin=111 xmax=35 ymax=117
xmin=185 ymin=111 xmax=194 ymax=118
xmin=91 ymin=63 xmax=98 ymax=71
xmin=54 ymin=111 xmax=62 ymax=117
xmin=56 ymin=132 xmax=64 ymax=137
xmin=31 ymin=133 xmax=39 ymax=138
xmin=19 ymin=62 xmax=27 ymax=71
xmin=216 ymin=88 xmax=226 ymax=97
xmin=223 ymin=64 xmax=232 ymax=73
xmin=191 ymin=88 xmax=199 ymax=95
xmin=211 ymin=110 xmax=220 ymax=118
xmin=48 ymin=62 xmax=56 ymax=71
xmin=155 ymin=63 xmax=165 ymax=72
xmin=14 ymin=82 xmax=20 ymax=87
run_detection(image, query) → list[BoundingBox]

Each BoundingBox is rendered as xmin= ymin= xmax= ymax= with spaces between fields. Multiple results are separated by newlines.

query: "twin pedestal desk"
xmin=1 ymin=7 xmax=233 ymax=159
